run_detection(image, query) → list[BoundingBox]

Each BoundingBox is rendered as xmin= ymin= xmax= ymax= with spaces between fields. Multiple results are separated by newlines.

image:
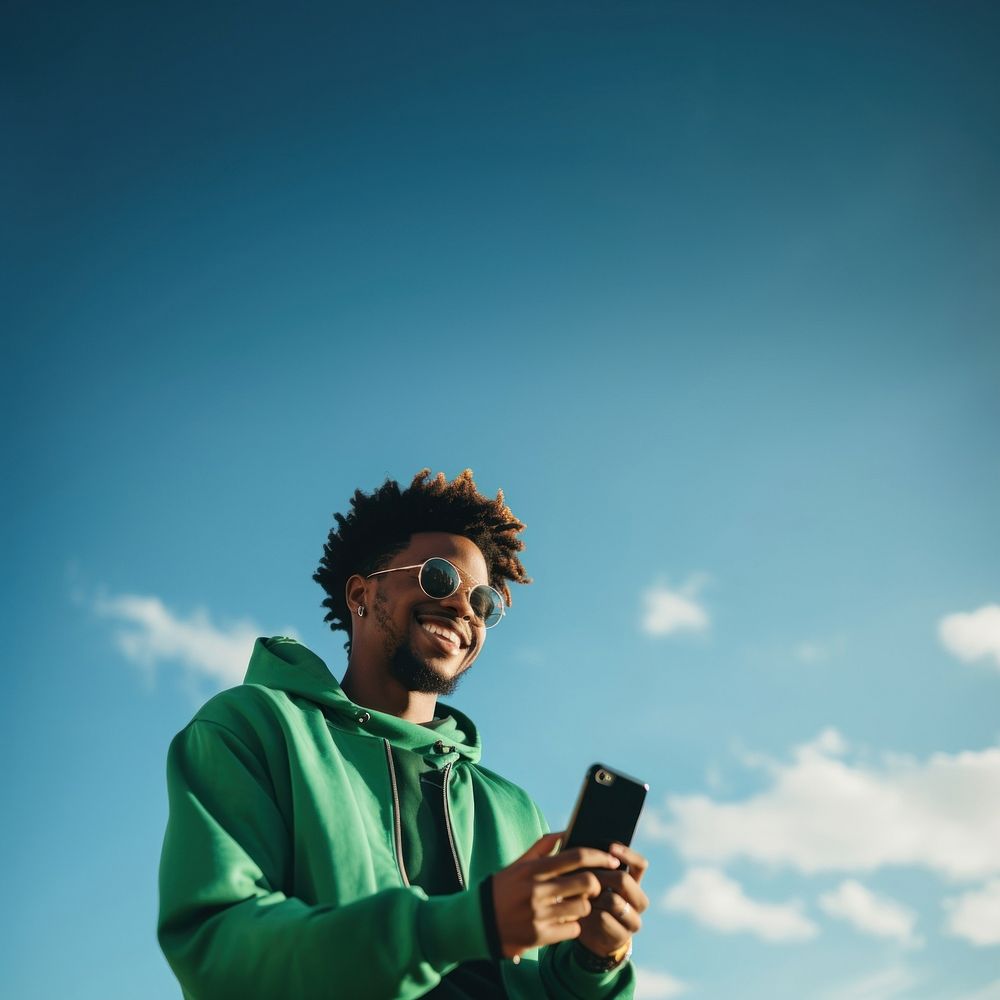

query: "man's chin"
xmin=388 ymin=647 xmax=466 ymax=696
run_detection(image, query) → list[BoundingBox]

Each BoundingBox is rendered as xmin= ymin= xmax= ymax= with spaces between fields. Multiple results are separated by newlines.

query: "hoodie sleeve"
xmin=539 ymin=944 xmax=635 ymax=999
xmin=158 ymin=720 xmax=491 ymax=1000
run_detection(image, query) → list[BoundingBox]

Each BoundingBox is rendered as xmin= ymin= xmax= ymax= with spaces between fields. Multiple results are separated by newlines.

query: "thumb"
xmin=515 ymin=831 xmax=564 ymax=862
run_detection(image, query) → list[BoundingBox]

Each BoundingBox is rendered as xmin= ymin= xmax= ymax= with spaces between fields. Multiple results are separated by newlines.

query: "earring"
xmin=357 ymin=605 xmax=365 ymax=617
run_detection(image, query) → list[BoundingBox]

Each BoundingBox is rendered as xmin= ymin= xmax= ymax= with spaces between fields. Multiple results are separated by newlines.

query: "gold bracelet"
xmin=572 ymin=938 xmax=633 ymax=973
xmin=610 ymin=938 xmax=632 ymax=963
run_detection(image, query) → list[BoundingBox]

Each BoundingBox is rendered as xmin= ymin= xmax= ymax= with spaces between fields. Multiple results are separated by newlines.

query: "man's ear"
xmin=345 ymin=574 xmax=369 ymax=615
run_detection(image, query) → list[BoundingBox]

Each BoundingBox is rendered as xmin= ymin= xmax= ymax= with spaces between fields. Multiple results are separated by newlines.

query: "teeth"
xmin=420 ymin=622 xmax=460 ymax=646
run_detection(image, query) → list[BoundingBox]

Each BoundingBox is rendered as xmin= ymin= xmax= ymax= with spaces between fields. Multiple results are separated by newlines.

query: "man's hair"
xmin=314 ymin=469 xmax=530 ymax=648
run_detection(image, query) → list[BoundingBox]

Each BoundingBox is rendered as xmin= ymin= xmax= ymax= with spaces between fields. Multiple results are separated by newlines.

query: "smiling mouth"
xmin=416 ymin=615 xmax=469 ymax=651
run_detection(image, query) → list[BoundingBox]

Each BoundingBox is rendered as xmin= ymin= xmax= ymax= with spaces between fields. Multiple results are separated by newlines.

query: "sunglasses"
xmin=366 ymin=557 xmax=506 ymax=628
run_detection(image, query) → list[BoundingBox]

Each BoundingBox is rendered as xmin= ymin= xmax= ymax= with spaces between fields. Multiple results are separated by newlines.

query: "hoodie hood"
xmin=244 ymin=636 xmax=482 ymax=764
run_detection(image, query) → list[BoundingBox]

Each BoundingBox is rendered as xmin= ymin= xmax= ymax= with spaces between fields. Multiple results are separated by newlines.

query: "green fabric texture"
xmin=158 ymin=636 xmax=635 ymax=999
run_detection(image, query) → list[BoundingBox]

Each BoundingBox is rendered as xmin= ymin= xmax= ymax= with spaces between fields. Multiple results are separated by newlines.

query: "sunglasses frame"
xmin=366 ymin=557 xmax=506 ymax=628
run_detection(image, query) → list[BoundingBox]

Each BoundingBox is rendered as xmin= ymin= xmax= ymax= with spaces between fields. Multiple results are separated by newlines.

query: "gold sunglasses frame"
xmin=366 ymin=557 xmax=506 ymax=628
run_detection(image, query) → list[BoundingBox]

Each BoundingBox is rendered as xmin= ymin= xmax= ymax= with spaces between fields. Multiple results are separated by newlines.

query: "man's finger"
xmin=545 ymin=869 xmax=607 ymax=901
xmin=542 ymin=894 xmax=593 ymax=924
xmin=533 ymin=847 xmax=620 ymax=880
xmin=592 ymin=897 xmax=643 ymax=935
xmin=609 ymin=843 xmax=649 ymax=883
xmin=594 ymin=871 xmax=649 ymax=913
xmin=514 ymin=832 xmax=565 ymax=863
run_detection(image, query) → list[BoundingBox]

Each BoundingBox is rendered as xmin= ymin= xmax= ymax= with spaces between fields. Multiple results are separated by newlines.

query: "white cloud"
xmin=939 ymin=604 xmax=1000 ymax=670
xmin=943 ymin=879 xmax=1000 ymax=946
xmin=641 ymin=576 xmax=710 ymax=637
xmin=662 ymin=867 xmax=818 ymax=942
xmin=94 ymin=590 xmax=283 ymax=690
xmin=819 ymin=879 xmax=920 ymax=946
xmin=644 ymin=729 xmax=1000 ymax=881
xmin=634 ymin=966 xmax=689 ymax=999
xmin=820 ymin=964 xmax=919 ymax=1000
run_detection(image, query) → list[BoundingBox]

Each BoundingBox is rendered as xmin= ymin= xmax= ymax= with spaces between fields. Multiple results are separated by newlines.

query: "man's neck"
xmin=339 ymin=666 xmax=440 ymax=724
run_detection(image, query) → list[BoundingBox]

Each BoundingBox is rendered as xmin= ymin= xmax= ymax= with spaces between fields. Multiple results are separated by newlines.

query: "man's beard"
xmin=388 ymin=642 xmax=465 ymax=696
xmin=374 ymin=594 xmax=469 ymax=696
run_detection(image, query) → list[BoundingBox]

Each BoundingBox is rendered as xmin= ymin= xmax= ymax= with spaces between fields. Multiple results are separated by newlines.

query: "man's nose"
xmin=438 ymin=585 xmax=477 ymax=624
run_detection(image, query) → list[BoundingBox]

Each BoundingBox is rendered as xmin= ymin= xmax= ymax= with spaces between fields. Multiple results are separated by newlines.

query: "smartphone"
xmin=562 ymin=763 xmax=649 ymax=857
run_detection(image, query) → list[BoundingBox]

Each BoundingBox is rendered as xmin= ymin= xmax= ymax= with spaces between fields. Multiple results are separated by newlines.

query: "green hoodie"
xmin=158 ymin=637 xmax=635 ymax=999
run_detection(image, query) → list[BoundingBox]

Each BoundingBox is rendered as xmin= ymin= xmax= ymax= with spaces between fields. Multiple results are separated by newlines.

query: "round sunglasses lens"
xmin=471 ymin=586 xmax=504 ymax=628
xmin=419 ymin=558 xmax=461 ymax=599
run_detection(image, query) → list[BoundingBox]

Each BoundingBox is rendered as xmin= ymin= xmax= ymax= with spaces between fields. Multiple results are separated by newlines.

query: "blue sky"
xmin=5 ymin=2 xmax=1000 ymax=998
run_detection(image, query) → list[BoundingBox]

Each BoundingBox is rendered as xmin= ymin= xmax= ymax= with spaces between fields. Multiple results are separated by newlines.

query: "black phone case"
xmin=562 ymin=763 xmax=649 ymax=853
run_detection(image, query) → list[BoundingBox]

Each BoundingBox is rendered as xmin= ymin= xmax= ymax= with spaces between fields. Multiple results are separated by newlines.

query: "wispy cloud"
xmin=820 ymin=964 xmax=919 ymax=1000
xmin=634 ymin=966 xmax=689 ymax=999
xmin=513 ymin=646 xmax=546 ymax=668
xmin=793 ymin=641 xmax=830 ymax=664
xmin=643 ymin=729 xmax=1000 ymax=880
xmin=662 ymin=867 xmax=818 ymax=942
xmin=641 ymin=575 xmax=710 ymax=637
xmin=818 ymin=879 xmax=921 ymax=946
xmin=93 ymin=590 xmax=291 ymax=690
xmin=943 ymin=879 xmax=1000 ymax=946
xmin=792 ymin=636 xmax=845 ymax=665
xmin=951 ymin=978 xmax=1000 ymax=1000
xmin=939 ymin=604 xmax=1000 ymax=671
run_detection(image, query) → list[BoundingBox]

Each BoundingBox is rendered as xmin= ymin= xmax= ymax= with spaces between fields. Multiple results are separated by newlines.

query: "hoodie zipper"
xmin=442 ymin=761 xmax=466 ymax=890
xmin=382 ymin=739 xmax=411 ymax=887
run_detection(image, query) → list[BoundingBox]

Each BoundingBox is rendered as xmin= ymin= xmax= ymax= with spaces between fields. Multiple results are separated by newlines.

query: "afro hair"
xmin=313 ymin=469 xmax=530 ymax=649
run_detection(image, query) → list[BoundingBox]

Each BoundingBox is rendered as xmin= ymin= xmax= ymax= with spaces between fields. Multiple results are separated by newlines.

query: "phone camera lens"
xmin=596 ymin=769 xmax=614 ymax=785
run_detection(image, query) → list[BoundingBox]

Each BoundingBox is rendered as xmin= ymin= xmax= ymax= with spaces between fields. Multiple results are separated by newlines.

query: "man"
xmin=158 ymin=469 xmax=649 ymax=998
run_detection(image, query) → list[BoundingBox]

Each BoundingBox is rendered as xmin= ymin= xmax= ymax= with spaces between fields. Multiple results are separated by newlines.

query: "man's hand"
xmin=576 ymin=842 xmax=649 ymax=960
xmin=491 ymin=832 xmax=621 ymax=961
